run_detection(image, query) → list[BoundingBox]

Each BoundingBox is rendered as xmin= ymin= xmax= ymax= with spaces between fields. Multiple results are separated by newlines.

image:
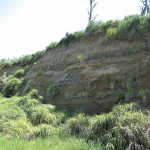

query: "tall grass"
xmin=0 ymin=135 xmax=102 ymax=150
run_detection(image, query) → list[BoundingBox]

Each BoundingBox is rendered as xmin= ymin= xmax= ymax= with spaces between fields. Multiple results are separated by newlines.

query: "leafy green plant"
xmin=27 ymin=89 xmax=43 ymax=102
xmin=106 ymin=27 xmax=117 ymax=39
xmin=47 ymin=84 xmax=60 ymax=100
xmin=76 ymin=54 xmax=84 ymax=63
xmin=2 ymin=77 xmax=22 ymax=97
xmin=13 ymin=69 xmax=25 ymax=78
xmin=0 ymin=72 xmax=8 ymax=86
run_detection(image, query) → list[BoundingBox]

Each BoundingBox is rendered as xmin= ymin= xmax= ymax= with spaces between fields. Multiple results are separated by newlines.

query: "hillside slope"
xmin=0 ymin=16 xmax=150 ymax=113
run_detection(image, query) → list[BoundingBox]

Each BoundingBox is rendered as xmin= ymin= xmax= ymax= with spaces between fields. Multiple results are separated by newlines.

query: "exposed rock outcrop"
xmin=1 ymin=35 xmax=150 ymax=113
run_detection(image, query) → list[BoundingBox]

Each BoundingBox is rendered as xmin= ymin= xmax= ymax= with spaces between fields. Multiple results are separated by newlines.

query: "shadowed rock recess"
xmin=1 ymin=34 xmax=150 ymax=113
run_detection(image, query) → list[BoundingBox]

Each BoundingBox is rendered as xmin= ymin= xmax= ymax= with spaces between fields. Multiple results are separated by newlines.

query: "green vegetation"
xmin=138 ymin=89 xmax=150 ymax=104
xmin=0 ymin=50 xmax=45 ymax=68
xmin=13 ymin=69 xmax=25 ymax=78
xmin=2 ymin=77 xmax=22 ymax=98
xmin=0 ymin=71 xmax=150 ymax=149
xmin=0 ymin=70 xmax=149 ymax=149
xmin=46 ymin=42 xmax=58 ymax=51
xmin=47 ymin=83 xmax=60 ymax=100
xmin=0 ymin=91 xmax=149 ymax=149
xmin=59 ymin=31 xmax=85 ymax=45
xmin=0 ymin=135 xmax=101 ymax=150
xmin=76 ymin=54 xmax=84 ymax=63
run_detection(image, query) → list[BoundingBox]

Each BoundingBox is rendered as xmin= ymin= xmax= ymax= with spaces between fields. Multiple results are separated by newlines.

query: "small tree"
xmin=140 ymin=0 xmax=150 ymax=15
xmin=88 ymin=0 xmax=98 ymax=22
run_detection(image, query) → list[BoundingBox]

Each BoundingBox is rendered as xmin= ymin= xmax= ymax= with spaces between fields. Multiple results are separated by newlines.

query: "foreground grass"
xmin=0 ymin=135 xmax=102 ymax=150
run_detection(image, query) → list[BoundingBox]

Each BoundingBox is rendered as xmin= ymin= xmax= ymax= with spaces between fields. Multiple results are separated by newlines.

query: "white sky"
xmin=0 ymin=0 xmax=141 ymax=59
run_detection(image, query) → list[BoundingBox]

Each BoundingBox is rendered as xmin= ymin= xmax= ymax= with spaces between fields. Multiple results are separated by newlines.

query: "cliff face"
xmin=1 ymin=34 xmax=150 ymax=113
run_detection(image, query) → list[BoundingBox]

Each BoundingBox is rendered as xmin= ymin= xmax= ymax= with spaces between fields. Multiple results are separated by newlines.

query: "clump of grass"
xmin=65 ymin=113 xmax=89 ymax=136
xmin=86 ymin=103 xmax=150 ymax=149
xmin=2 ymin=77 xmax=22 ymax=98
xmin=29 ymin=106 xmax=56 ymax=125
xmin=59 ymin=31 xmax=85 ymax=45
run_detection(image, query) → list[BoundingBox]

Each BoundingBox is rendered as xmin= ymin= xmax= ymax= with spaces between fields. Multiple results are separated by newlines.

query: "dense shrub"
xmin=13 ymin=69 xmax=25 ymax=78
xmin=87 ymin=103 xmax=150 ymax=149
xmin=115 ymin=15 xmax=141 ymax=40
xmin=59 ymin=31 xmax=84 ymax=44
xmin=2 ymin=120 xmax=33 ymax=138
xmin=47 ymin=84 xmax=60 ymax=100
xmin=2 ymin=77 xmax=22 ymax=97
xmin=140 ymin=15 xmax=150 ymax=33
xmin=65 ymin=113 xmax=89 ymax=136
xmin=0 ymin=95 xmax=64 ymax=139
xmin=29 ymin=105 xmax=56 ymax=125
xmin=33 ymin=124 xmax=57 ymax=138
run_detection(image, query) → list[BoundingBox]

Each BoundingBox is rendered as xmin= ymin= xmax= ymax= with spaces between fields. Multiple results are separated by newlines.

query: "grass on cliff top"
xmin=1 ymin=15 xmax=150 ymax=68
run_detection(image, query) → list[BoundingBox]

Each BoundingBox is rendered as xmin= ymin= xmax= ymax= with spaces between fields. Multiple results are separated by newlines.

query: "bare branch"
xmin=88 ymin=0 xmax=98 ymax=22
xmin=140 ymin=0 xmax=150 ymax=15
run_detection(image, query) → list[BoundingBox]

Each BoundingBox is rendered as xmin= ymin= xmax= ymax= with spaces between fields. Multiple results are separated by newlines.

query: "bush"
xmin=27 ymin=89 xmax=43 ymax=102
xmin=0 ymin=50 xmax=45 ymax=68
xmin=2 ymin=120 xmax=33 ymax=139
xmin=106 ymin=27 xmax=117 ymax=39
xmin=33 ymin=124 xmax=57 ymax=138
xmin=65 ymin=113 xmax=89 ymax=136
xmin=115 ymin=15 xmax=141 ymax=40
xmin=87 ymin=103 xmax=150 ymax=149
xmin=2 ymin=77 xmax=22 ymax=97
xmin=29 ymin=105 xmax=56 ymax=125
xmin=47 ymin=84 xmax=60 ymax=100
xmin=59 ymin=31 xmax=84 ymax=44
xmin=13 ymin=69 xmax=25 ymax=78
xmin=85 ymin=21 xmax=101 ymax=35
xmin=46 ymin=42 xmax=58 ymax=51
xmin=140 ymin=15 xmax=150 ymax=33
